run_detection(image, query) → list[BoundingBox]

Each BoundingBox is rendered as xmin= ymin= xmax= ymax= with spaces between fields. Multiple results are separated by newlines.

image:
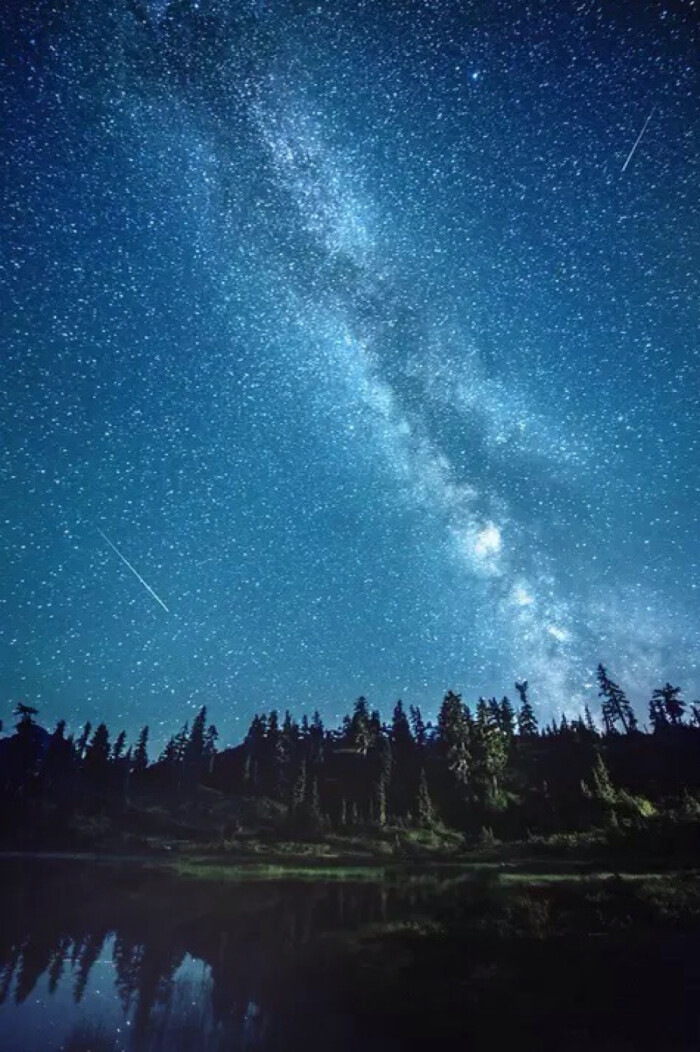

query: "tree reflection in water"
xmin=3 ymin=860 xmax=700 ymax=1052
xmin=0 ymin=861 xmax=403 ymax=1052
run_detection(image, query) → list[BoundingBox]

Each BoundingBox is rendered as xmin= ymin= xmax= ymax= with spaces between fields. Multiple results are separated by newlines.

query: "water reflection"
xmin=0 ymin=861 xmax=418 ymax=1052
xmin=3 ymin=861 xmax=700 ymax=1051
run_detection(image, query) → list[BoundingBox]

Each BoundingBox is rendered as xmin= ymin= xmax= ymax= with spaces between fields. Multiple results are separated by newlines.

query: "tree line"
xmin=2 ymin=664 xmax=700 ymax=842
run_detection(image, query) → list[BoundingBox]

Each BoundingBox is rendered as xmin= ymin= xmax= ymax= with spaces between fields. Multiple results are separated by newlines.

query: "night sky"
xmin=2 ymin=0 xmax=698 ymax=746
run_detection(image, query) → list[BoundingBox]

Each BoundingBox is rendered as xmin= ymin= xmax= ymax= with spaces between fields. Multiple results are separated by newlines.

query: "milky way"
xmin=2 ymin=0 xmax=698 ymax=744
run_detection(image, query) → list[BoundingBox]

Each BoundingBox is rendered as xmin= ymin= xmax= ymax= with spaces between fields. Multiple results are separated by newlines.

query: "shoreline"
xmin=1 ymin=847 xmax=697 ymax=883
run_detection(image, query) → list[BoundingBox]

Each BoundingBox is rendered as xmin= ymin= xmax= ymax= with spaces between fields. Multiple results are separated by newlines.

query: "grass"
xmin=165 ymin=858 xmax=391 ymax=882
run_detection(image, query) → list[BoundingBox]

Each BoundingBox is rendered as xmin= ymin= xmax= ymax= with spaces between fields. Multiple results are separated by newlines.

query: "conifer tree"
xmin=472 ymin=719 xmax=508 ymax=800
xmin=591 ymin=753 xmax=615 ymax=802
xmin=648 ymin=694 xmax=668 ymax=733
xmin=282 ymin=710 xmax=299 ymax=746
xmin=75 ymin=721 xmax=92 ymax=761
xmin=348 ymin=697 xmax=371 ymax=753
xmin=311 ymin=710 xmax=324 ymax=734
xmin=437 ymin=691 xmax=470 ymax=785
xmin=9 ymin=704 xmax=44 ymax=794
xmin=651 ymin=683 xmax=685 ymax=727
xmin=160 ymin=735 xmax=178 ymax=766
xmin=83 ymin=724 xmax=111 ymax=795
xmin=203 ymin=724 xmax=218 ymax=771
xmin=84 ymin=724 xmax=110 ymax=769
xmin=244 ymin=714 xmax=266 ymax=788
xmin=584 ymin=705 xmax=598 ymax=736
xmin=185 ymin=707 xmax=207 ymax=777
xmin=499 ymin=696 xmax=516 ymax=737
xmin=13 ymin=701 xmax=38 ymax=726
xmin=173 ymin=723 xmax=189 ymax=763
xmin=309 ymin=710 xmax=325 ymax=762
xmin=133 ymin=726 xmax=149 ymax=773
xmin=597 ymin=664 xmax=637 ymax=734
xmin=486 ymin=698 xmax=502 ymax=730
xmin=390 ymin=700 xmax=412 ymax=748
xmin=42 ymin=720 xmax=73 ymax=800
xmin=409 ymin=705 xmax=426 ymax=747
xmin=369 ymin=708 xmax=382 ymax=748
xmin=515 ymin=681 xmax=538 ymax=737
xmin=581 ymin=750 xmax=617 ymax=821
xmin=112 ymin=731 xmax=127 ymax=762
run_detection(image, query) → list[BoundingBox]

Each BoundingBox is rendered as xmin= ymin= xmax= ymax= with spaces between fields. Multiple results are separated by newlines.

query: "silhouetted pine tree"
xmin=203 ymin=724 xmax=218 ymax=772
xmin=13 ymin=702 xmax=38 ymax=725
xmin=651 ymin=683 xmax=685 ymax=727
xmin=75 ymin=721 xmax=92 ymax=761
xmin=390 ymin=700 xmax=412 ymax=748
xmin=41 ymin=720 xmax=75 ymax=804
xmin=172 ymin=723 xmax=189 ymax=764
xmin=133 ymin=726 xmax=149 ymax=773
xmin=409 ymin=705 xmax=426 ymax=747
xmin=309 ymin=710 xmax=325 ymax=763
xmin=160 ymin=735 xmax=178 ymax=766
xmin=597 ymin=664 xmax=637 ymax=734
xmin=112 ymin=731 xmax=127 ymax=762
xmin=185 ymin=707 xmax=207 ymax=782
xmin=348 ymin=697 xmax=371 ymax=753
xmin=515 ymin=681 xmax=538 ymax=737
xmin=243 ymin=714 xmax=266 ymax=790
xmin=11 ymin=703 xmax=43 ymax=796
xmin=84 ymin=724 xmax=110 ymax=772
xmin=584 ymin=705 xmax=598 ymax=736
xmin=649 ymin=694 xmax=668 ymax=733
xmin=265 ymin=710 xmax=286 ymax=798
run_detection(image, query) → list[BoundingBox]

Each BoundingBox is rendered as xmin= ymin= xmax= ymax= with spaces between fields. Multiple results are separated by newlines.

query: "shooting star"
xmin=97 ymin=527 xmax=170 ymax=613
xmin=621 ymin=107 xmax=655 ymax=173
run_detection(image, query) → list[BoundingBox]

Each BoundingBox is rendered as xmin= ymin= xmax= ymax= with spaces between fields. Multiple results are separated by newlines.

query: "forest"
xmin=2 ymin=663 xmax=700 ymax=861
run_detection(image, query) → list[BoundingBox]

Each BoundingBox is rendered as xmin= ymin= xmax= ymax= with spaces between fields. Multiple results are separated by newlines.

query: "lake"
xmin=2 ymin=858 xmax=700 ymax=1051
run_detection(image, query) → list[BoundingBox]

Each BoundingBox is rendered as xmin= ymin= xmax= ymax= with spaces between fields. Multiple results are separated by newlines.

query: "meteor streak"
xmin=621 ymin=107 xmax=655 ymax=173
xmin=97 ymin=527 xmax=170 ymax=613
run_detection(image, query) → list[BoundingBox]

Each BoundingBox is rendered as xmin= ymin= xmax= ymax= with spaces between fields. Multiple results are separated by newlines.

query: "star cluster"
xmin=2 ymin=0 xmax=698 ymax=744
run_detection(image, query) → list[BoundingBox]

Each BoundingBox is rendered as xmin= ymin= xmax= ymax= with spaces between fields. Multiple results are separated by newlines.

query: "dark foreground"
xmin=1 ymin=859 xmax=700 ymax=1051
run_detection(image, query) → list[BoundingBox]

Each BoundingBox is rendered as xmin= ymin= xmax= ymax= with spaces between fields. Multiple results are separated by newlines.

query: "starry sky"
xmin=2 ymin=0 xmax=699 ymax=746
